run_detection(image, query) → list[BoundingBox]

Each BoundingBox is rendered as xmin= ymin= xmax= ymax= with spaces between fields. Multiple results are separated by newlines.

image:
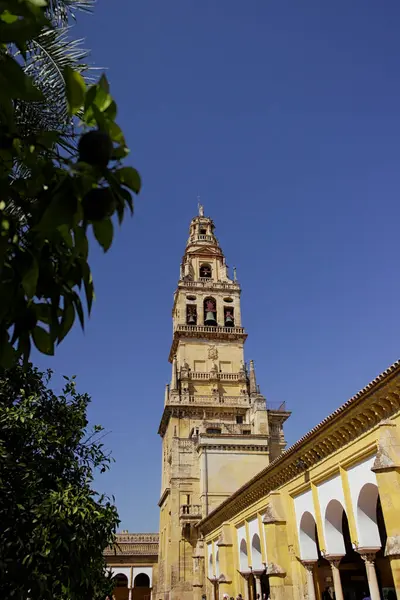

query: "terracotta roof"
xmin=198 ymin=358 xmax=400 ymax=531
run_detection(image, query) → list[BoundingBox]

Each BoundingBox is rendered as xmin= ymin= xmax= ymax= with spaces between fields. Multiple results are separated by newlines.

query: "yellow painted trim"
xmin=311 ymin=482 xmax=326 ymax=552
xmin=310 ymin=466 xmax=341 ymax=487
xmin=340 ymin=466 xmax=358 ymax=545
xmin=258 ymin=512 xmax=267 ymax=563
xmin=338 ymin=443 xmax=377 ymax=469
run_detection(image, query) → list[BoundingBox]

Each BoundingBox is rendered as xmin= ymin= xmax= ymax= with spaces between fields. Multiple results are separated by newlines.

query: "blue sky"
xmin=32 ymin=0 xmax=400 ymax=531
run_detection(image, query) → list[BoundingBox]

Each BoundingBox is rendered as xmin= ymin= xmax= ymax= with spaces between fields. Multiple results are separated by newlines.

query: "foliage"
xmin=0 ymin=362 xmax=119 ymax=600
xmin=0 ymin=0 xmax=141 ymax=368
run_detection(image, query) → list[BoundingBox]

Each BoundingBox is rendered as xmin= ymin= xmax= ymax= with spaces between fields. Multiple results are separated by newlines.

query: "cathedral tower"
xmin=156 ymin=206 xmax=290 ymax=600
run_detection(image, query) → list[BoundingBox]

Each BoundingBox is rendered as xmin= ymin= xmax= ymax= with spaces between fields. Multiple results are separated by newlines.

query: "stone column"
xmin=300 ymin=561 xmax=317 ymax=600
xmin=326 ymin=556 xmax=344 ymax=600
xmin=357 ymin=550 xmax=381 ymax=600
xmin=128 ymin=588 xmax=132 ymax=600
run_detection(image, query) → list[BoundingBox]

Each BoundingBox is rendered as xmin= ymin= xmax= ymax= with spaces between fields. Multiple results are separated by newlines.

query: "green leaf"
xmin=34 ymin=302 xmax=52 ymax=324
xmin=35 ymin=192 xmax=77 ymax=232
xmin=74 ymin=226 xmax=89 ymax=259
xmin=0 ymin=17 xmax=43 ymax=44
xmin=81 ymin=261 xmax=94 ymax=314
xmin=32 ymin=326 xmax=54 ymax=355
xmin=93 ymin=218 xmax=113 ymax=252
xmin=115 ymin=167 xmax=141 ymax=194
xmin=0 ymin=55 xmax=43 ymax=101
xmin=22 ymin=257 xmax=39 ymax=298
xmin=64 ymin=66 xmax=86 ymax=115
xmin=58 ymin=302 xmax=75 ymax=343
xmin=0 ymin=330 xmax=16 ymax=368
xmin=0 ymin=55 xmax=44 ymax=102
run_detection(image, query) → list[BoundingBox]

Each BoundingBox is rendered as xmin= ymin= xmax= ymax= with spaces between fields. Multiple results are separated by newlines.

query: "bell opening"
xmin=186 ymin=304 xmax=197 ymax=326
xmin=204 ymin=297 xmax=217 ymax=326
xmin=224 ymin=307 xmax=234 ymax=327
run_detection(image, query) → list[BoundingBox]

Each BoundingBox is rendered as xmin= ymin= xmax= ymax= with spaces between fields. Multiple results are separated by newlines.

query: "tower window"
xmin=186 ymin=304 xmax=197 ymax=326
xmin=204 ymin=297 xmax=217 ymax=326
xmin=236 ymin=416 xmax=243 ymax=424
xmin=224 ymin=306 xmax=234 ymax=327
xmin=200 ymin=263 xmax=212 ymax=279
xmin=200 ymin=228 xmax=207 ymax=234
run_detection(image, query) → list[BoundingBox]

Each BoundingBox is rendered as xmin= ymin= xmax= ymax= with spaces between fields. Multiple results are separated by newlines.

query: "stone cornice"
xmin=158 ymin=487 xmax=170 ymax=507
xmin=198 ymin=359 xmax=400 ymax=536
xmin=104 ymin=533 xmax=159 ymax=557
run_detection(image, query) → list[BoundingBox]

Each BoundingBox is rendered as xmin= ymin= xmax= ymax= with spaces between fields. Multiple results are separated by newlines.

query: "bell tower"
xmin=156 ymin=206 xmax=290 ymax=600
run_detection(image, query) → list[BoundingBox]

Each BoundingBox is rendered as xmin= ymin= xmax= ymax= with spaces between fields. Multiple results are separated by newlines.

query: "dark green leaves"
xmin=0 ymin=5 xmax=140 ymax=367
xmin=93 ymin=218 xmax=113 ymax=252
xmin=32 ymin=325 xmax=54 ymax=355
xmin=0 ymin=364 xmax=119 ymax=600
xmin=21 ymin=256 xmax=39 ymax=298
xmin=0 ymin=55 xmax=44 ymax=101
xmin=115 ymin=166 xmax=141 ymax=194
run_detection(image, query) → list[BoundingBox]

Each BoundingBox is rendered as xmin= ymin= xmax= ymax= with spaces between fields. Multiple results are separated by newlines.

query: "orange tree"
xmin=0 ymin=0 xmax=141 ymax=367
xmin=0 ymin=362 xmax=120 ymax=600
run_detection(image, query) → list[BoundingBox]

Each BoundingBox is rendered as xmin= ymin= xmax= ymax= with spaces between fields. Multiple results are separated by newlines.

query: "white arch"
xmin=132 ymin=566 xmax=153 ymax=588
xmin=133 ymin=573 xmax=150 ymax=588
xmin=215 ymin=549 xmax=220 ymax=577
xmin=325 ymin=499 xmax=345 ymax=555
xmin=109 ymin=567 xmax=131 ymax=587
xmin=357 ymin=483 xmax=380 ymax=548
xmin=239 ymin=538 xmax=248 ymax=571
xmin=251 ymin=533 xmax=263 ymax=570
xmin=299 ymin=511 xmax=318 ymax=560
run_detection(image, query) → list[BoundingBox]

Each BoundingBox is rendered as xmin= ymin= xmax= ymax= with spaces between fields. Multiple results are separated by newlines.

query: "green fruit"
xmin=78 ymin=130 xmax=113 ymax=169
xmin=82 ymin=187 xmax=116 ymax=222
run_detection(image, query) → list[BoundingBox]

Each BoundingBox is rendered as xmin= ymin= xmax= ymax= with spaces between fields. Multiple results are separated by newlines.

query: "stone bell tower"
xmin=156 ymin=206 xmax=290 ymax=600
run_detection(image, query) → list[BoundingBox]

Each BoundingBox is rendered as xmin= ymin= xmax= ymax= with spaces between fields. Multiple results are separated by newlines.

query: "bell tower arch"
xmin=156 ymin=205 xmax=291 ymax=600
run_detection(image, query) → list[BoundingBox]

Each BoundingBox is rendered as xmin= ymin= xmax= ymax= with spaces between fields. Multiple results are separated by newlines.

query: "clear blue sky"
xmin=32 ymin=0 xmax=400 ymax=531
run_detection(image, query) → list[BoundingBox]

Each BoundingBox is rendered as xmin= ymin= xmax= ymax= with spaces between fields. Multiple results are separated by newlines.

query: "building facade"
xmin=199 ymin=361 xmax=400 ymax=600
xmin=106 ymin=209 xmax=400 ymax=600
xmin=105 ymin=533 xmax=158 ymax=600
xmin=155 ymin=207 xmax=290 ymax=600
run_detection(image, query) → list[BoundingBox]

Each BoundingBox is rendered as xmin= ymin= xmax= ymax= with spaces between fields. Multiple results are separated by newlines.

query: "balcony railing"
xmin=181 ymin=371 xmax=244 ymax=382
xmin=180 ymin=504 xmax=202 ymax=519
xmin=168 ymin=395 xmax=250 ymax=407
xmin=175 ymin=324 xmax=245 ymax=335
xmin=179 ymin=280 xmax=240 ymax=290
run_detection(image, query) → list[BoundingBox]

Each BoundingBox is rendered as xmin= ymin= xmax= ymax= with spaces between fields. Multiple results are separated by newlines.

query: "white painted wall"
xmin=132 ymin=566 xmax=153 ymax=588
xmin=236 ymin=524 xmax=248 ymax=571
xmin=347 ymin=455 xmax=380 ymax=548
xmin=207 ymin=542 xmax=214 ymax=577
xmin=215 ymin=548 xmax=220 ymax=577
xmin=317 ymin=474 xmax=346 ymax=555
xmin=293 ymin=489 xmax=316 ymax=530
xmin=248 ymin=517 xmax=263 ymax=570
xmin=109 ymin=567 xmax=131 ymax=587
xmin=293 ymin=489 xmax=319 ymax=559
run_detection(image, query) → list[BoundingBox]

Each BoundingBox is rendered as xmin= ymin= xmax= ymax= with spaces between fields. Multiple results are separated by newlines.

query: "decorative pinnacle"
xmin=197 ymin=195 xmax=204 ymax=217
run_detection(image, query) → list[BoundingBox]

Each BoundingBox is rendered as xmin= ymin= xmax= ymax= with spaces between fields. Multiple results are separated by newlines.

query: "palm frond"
xmin=15 ymin=27 xmax=93 ymax=137
xmin=46 ymin=0 xmax=96 ymax=27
